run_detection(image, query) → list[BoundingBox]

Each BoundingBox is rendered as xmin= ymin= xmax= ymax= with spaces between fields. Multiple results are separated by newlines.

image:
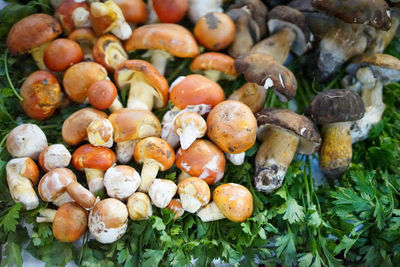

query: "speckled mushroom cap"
xmin=305 ymin=89 xmax=365 ymax=124
xmin=133 ymin=137 xmax=175 ymax=171
xmin=256 ymin=108 xmax=322 ymax=155
xmin=72 ymin=144 xmax=117 ymax=171
xmin=234 ymin=53 xmax=297 ymax=102
xmin=190 ymin=52 xmax=238 ymax=77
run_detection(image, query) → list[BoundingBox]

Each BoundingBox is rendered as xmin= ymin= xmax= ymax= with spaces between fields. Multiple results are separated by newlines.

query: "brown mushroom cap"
xmin=190 ymin=52 xmax=238 ymax=78
xmin=305 ymin=89 xmax=366 ymax=124
xmin=207 ymin=100 xmax=257 ymax=154
xmin=20 ymin=70 xmax=61 ymax=120
xmin=93 ymin=35 xmax=127 ymax=73
xmin=55 ymin=0 xmax=90 ymax=35
xmin=38 ymin=168 xmax=77 ymax=202
xmin=44 ymin=38 xmax=83 ymax=72
xmin=114 ymin=0 xmax=148 ymax=23
xmin=72 ymin=144 xmax=117 ymax=171
xmin=7 ymin=14 xmax=62 ymax=55
xmin=256 ymin=108 xmax=322 ymax=155
xmin=153 ymin=0 xmax=188 ymax=23
xmin=53 ymin=202 xmax=88 ymax=243
xmin=228 ymin=82 xmax=266 ymax=113
xmin=125 ymin=23 xmax=199 ymax=58
xmin=88 ymin=80 xmax=118 ymax=110
xmin=134 ymin=137 xmax=175 ymax=171
xmin=66 ymin=182 xmax=96 ymax=210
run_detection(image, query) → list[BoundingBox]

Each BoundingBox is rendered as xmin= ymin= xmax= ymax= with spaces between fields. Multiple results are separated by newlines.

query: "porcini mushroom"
xmin=177 ymin=177 xmax=210 ymax=213
xmin=66 ymin=182 xmax=96 ymax=210
xmin=87 ymin=80 xmax=123 ymax=112
xmin=127 ymin=192 xmax=153 ymax=220
xmin=87 ymin=118 xmax=114 ymax=148
xmin=68 ymin=28 xmax=97 ymax=61
xmin=173 ymin=111 xmax=207 ymax=150
xmin=103 ymin=165 xmax=141 ymax=201
xmin=228 ymin=0 xmax=268 ymax=36
xmin=148 ymin=179 xmax=177 ymax=208
xmin=153 ymin=0 xmax=188 ymax=23
xmin=167 ymin=199 xmax=184 ymax=220
xmin=55 ymin=0 xmax=91 ymax=35
xmin=43 ymin=38 xmax=83 ymax=72
xmin=39 ymin=144 xmax=72 ymax=172
xmin=93 ymin=35 xmax=128 ymax=73
xmin=187 ymin=0 xmax=223 ymax=24
xmin=190 ymin=52 xmax=238 ymax=82
xmin=228 ymin=82 xmax=267 ymax=113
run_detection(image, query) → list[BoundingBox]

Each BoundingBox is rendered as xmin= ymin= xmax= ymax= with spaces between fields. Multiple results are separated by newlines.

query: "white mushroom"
xmin=39 ymin=144 xmax=71 ymax=172
xmin=148 ymin=179 xmax=177 ymax=208
xmin=104 ymin=165 xmax=141 ymax=201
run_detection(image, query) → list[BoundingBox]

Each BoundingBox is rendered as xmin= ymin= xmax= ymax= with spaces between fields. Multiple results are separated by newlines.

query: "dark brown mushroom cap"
xmin=228 ymin=0 xmax=268 ymax=36
xmin=305 ymin=89 xmax=365 ymax=124
xmin=256 ymin=108 xmax=321 ymax=155
xmin=311 ymin=0 xmax=391 ymax=30
xmin=234 ymin=53 xmax=297 ymax=102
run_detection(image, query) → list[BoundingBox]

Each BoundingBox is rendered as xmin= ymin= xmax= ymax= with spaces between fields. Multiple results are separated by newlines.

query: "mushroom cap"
xmin=66 ymin=182 xmax=96 ymax=210
xmin=89 ymin=0 xmax=122 ymax=37
xmin=124 ymin=23 xmax=200 ymax=58
xmin=256 ymin=108 xmax=322 ymax=155
xmin=44 ymin=38 xmax=83 ymax=72
xmin=88 ymin=80 xmax=118 ymax=110
xmin=93 ymin=34 xmax=127 ymax=73
xmin=63 ymin=62 xmax=108 ymax=103
xmin=72 ymin=144 xmax=117 ymax=171
xmin=305 ymin=89 xmax=366 ymax=124
xmin=173 ymin=111 xmax=207 ymax=137
xmin=104 ymin=165 xmax=141 ymax=201
xmin=6 ymin=124 xmax=48 ymax=160
xmin=194 ymin=12 xmax=235 ymax=51
xmin=38 ymin=168 xmax=76 ymax=202
xmin=39 ymin=144 xmax=72 ymax=172
xmin=87 ymin=118 xmax=114 ymax=147
xmin=7 ymin=157 xmax=39 ymax=186
xmin=68 ymin=27 xmax=97 ymax=44
xmin=153 ymin=0 xmax=188 ymax=23
xmin=114 ymin=0 xmax=148 ymax=23
xmin=20 ymin=70 xmax=61 ymax=120
xmin=169 ymin=74 xmax=225 ymax=109
xmin=228 ymin=82 xmax=266 ymax=113
xmin=127 ymin=192 xmax=152 ymax=220
xmin=114 ymin=60 xmax=169 ymax=108
xmin=53 ymin=202 xmax=88 ymax=243
xmin=177 ymin=177 xmax=211 ymax=212
xmin=55 ymin=0 xmax=90 ymax=35
xmin=175 ymin=140 xmax=225 ymax=185
xmin=7 ymin=14 xmax=62 ymax=55
xmin=134 ymin=137 xmax=175 ymax=171
xmin=206 ymin=100 xmax=257 ymax=154
xmin=148 ymin=179 xmax=177 ymax=208
xmin=62 ymin=107 xmax=107 ymax=146
xmin=213 ymin=183 xmax=253 ymax=223
xmin=190 ymin=52 xmax=238 ymax=77
xmin=234 ymin=53 xmax=297 ymax=102
xmin=108 ymin=108 xmax=161 ymax=143
xmin=167 ymin=199 xmax=184 ymax=220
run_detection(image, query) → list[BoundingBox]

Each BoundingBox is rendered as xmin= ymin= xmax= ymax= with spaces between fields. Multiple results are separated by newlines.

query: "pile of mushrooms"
xmin=4 ymin=0 xmax=400 ymax=245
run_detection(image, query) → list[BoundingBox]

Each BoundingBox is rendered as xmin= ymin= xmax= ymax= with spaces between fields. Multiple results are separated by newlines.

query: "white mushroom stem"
xmin=127 ymin=75 xmax=157 ymax=110
xmin=30 ymin=42 xmax=51 ymax=70
xmin=146 ymin=0 xmax=160 ymax=24
xmin=53 ymin=191 xmax=74 ymax=207
xmin=109 ymin=97 xmax=123 ymax=112
xmin=72 ymin=7 xmax=91 ymax=28
xmin=197 ymin=202 xmax=225 ymax=222
xmin=225 ymin=152 xmax=245 ymax=166
xmin=116 ymin=140 xmax=139 ymax=164
xmin=178 ymin=171 xmax=191 ymax=183
xmin=357 ymin=67 xmax=382 ymax=107
xmin=148 ymin=49 xmax=173 ymax=76
xmin=85 ymin=168 xmax=105 ymax=193
xmin=36 ymin=208 xmax=57 ymax=223
xmin=351 ymin=104 xmax=386 ymax=143
xmin=177 ymin=126 xmax=202 ymax=150
xmin=203 ymin=70 xmax=222 ymax=82
xmin=138 ymin=159 xmax=161 ymax=193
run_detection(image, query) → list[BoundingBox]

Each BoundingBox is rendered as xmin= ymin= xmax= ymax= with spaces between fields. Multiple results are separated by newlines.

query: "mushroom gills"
xmin=30 ymin=42 xmax=51 ymax=70
xmin=197 ymin=202 xmax=225 ymax=222
xmin=138 ymin=159 xmax=161 ymax=192
xmin=177 ymin=124 xmax=202 ymax=150
xmin=104 ymin=42 xmax=128 ymax=70
xmin=85 ymin=168 xmax=105 ymax=193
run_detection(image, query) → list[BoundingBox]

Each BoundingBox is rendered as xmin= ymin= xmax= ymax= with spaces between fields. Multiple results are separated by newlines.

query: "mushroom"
xmin=89 ymin=198 xmax=128 ymax=243
xmin=68 ymin=28 xmax=97 ymax=61
xmin=194 ymin=12 xmax=235 ymax=51
xmin=167 ymin=199 xmax=184 ymax=220
xmin=175 ymin=139 xmax=225 ymax=185
xmin=66 ymin=182 xmax=96 ymax=210
xmin=127 ymin=192 xmax=153 ymax=220
xmin=114 ymin=60 xmax=169 ymax=110
xmin=43 ymin=38 xmax=83 ymax=72
xmin=148 ymin=179 xmax=177 ymax=208
xmin=108 ymin=108 xmax=161 ymax=163
xmin=87 ymin=118 xmax=114 ymax=148
xmin=114 ymin=0 xmax=148 ymax=29
xmin=173 ymin=111 xmax=207 ymax=150
xmin=6 ymin=124 xmax=48 ymax=160
xmin=7 ymin=14 xmax=62 ymax=69
xmin=38 ymin=168 xmax=76 ymax=207
xmin=87 ymin=80 xmax=123 ymax=112
xmin=89 ymin=0 xmax=132 ymax=40
xmin=146 ymin=0 xmax=160 ymax=24
xmin=190 ymin=52 xmax=238 ymax=82
xmin=36 ymin=202 xmax=88 ymax=243
xmin=228 ymin=82 xmax=267 ymax=113
xmin=197 ymin=183 xmax=253 ymax=222
xmin=177 ymin=177 xmax=210 ymax=213
xmin=72 ymin=144 xmax=117 ymax=193
xmin=93 ymin=35 xmax=128 ymax=73
xmin=206 ymin=100 xmax=257 ymax=165
xmin=228 ymin=0 xmax=268 ymax=36
xmin=134 ymin=137 xmax=175 ymax=192
xmin=305 ymin=89 xmax=365 ymax=178
xmin=124 ymin=24 xmax=199 ymax=75
xmin=62 ymin=107 xmax=107 ymax=146
xmin=20 ymin=70 xmax=61 ymax=120
xmin=152 ymin=0 xmax=188 ymax=23
xmin=254 ymin=108 xmax=321 ymax=193
xmin=187 ymin=0 xmax=223 ymax=24
xmin=39 ymin=144 xmax=72 ymax=172
xmin=103 ymin=165 xmax=141 ymax=201
xmin=55 ymin=0 xmax=91 ymax=35
xmin=6 ymin=157 xmax=39 ymax=210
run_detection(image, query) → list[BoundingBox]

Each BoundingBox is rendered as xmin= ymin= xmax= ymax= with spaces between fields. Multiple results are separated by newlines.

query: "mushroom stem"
xmin=197 ymin=202 xmax=225 ymax=222
xmin=177 ymin=125 xmax=201 ymax=150
xmin=351 ymin=104 xmax=386 ymax=143
xmin=127 ymin=75 xmax=157 ymax=110
xmin=30 ymin=42 xmax=51 ymax=70
xmin=319 ymin=122 xmax=352 ymax=179
xmin=138 ymin=159 xmax=161 ymax=193
xmin=116 ymin=140 xmax=139 ymax=164
xmin=178 ymin=171 xmax=191 ymax=183
xmin=72 ymin=7 xmax=91 ymax=28
xmin=150 ymin=49 xmax=173 ymax=75
xmin=36 ymin=208 xmax=57 ymax=223
xmin=203 ymin=69 xmax=221 ymax=82
xmin=110 ymin=21 xmax=132 ymax=41
xmin=53 ymin=191 xmax=74 ymax=207
xmin=255 ymin=127 xmax=299 ymax=193
xmin=109 ymin=97 xmax=123 ymax=112
xmin=225 ymin=152 xmax=245 ymax=166
xmin=85 ymin=168 xmax=105 ymax=193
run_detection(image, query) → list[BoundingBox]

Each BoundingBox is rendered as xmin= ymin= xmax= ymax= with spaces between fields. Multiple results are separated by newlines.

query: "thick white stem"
xmin=116 ymin=140 xmax=139 ymax=163
xmin=150 ymin=50 xmax=172 ymax=75
xmin=197 ymin=202 xmax=225 ymax=222
xmin=85 ymin=168 xmax=105 ymax=193
xmin=109 ymin=97 xmax=123 ymax=112
xmin=203 ymin=70 xmax=222 ymax=82
xmin=36 ymin=208 xmax=57 ymax=223
xmin=53 ymin=191 xmax=74 ymax=207
xmin=138 ymin=159 xmax=160 ymax=193
xmin=127 ymin=78 xmax=156 ymax=110
xmin=225 ymin=152 xmax=245 ymax=166
xmin=351 ymin=103 xmax=386 ymax=143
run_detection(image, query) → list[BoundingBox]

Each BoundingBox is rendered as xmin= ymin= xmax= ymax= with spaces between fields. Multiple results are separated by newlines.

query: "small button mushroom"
xmin=134 ymin=137 xmax=175 ymax=192
xmin=104 ymin=165 xmax=141 ymax=201
xmin=93 ymin=35 xmax=127 ymax=73
xmin=55 ymin=0 xmax=91 ymax=35
xmin=43 ymin=38 xmax=83 ymax=72
xmin=68 ymin=28 xmax=97 ymax=61
xmin=194 ymin=12 xmax=235 ymax=51
xmin=6 ymin=124 xmax=48 ymax=160
xmin=89 ymin=198 xmax=128 ymax=243
xmin=7 ymin=14 xmax=62 ymax=69
xmin=190 ymin=52 xmax=238 ymax=82
xmin=36 ymin=202 xmax=88 ymax=243
xmin=114 ymin=60 xmax=169 ymax=110
xmin=114 ymin=0 xmax=148 ymax=28
xmin=197 ymin=183 xmax=253 ymax=223
xmin=148 ymin=179 xmax=177 ymax=208
xmin=127 ymin=192 xmax=153 ymax=220
xmin=228 ymin=82 xmax=267 ymax=113
xmin=72 ymin=144 xmax=117 ymax=193
xmin=188 ymin=0 xmax=223 ymax=24
xmin=255 ymin=108 xmax=321 ymax=193
xmin=62 ymin=107 xmax=107 ymax=146
xmin=173 ymin=111 xmax=207 ymax=150
xmin=235 ymin=53 xmax=297 ymax=102
xmin=39 ymin=144 xmax=72 ymax=172
xmin=305 ymin=89 xmax=365 ymax=179
xmin=88 ymin=80 xmax=123 ymax=112
xmin=108 ymin=108 xmax=161 ymax=163
xmin=175 ymin=140 xmax=225 ymax=185
xmin=38 ymin=168 xmax=77 ymax=207
xmin=67 ymin=182 xmax=96 ymax=210
xmin=20 ymin=71 xmax=61 ymax=120
xmin=90 ymin=0 xmax=132 ymax=40
xmin=207 ymin=100 xmax=257 ymax=165
xmin=6 ymin=158 xmax=39 ymax=210
xmin=167 ymin=199 xmax=184 ymax=220
xmin=125 ymin=24 xmax=199 ymax=75
xmin=153 ymin=0 xmax=188 ymax=23
xmin=87 ymin=118 xmax=114 ymax=148
xmin=177 ymin=177 xmax=210 ymax=213
xmin=63 ymin=61 xmax=108 ymax=103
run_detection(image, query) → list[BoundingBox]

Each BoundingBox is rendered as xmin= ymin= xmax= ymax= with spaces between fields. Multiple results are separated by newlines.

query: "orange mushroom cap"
xmin=153 ymin=0 xmax=188 ymax=23
xmin=17 ymin=157 xmax=40 ymax=186
xmin=66 ymin=182 xmax=96 ymax=210
xmin=55 ymin=0 xmax=90 ymax=35
xmin=72 ymin=144 xmax=117 ymax=171
xmin=190 ymin=52 xmax=238 ymax=77
xmin=44 ymin=39 xmax=83 ymax=72
xmin=167 ymin=199 xmax=184 ymax=220
xmin=88 ymin=80 xmax=118 ymax=110
xmin=114 ymin=0 xmax=148 ymax=23
xmin=134 ymin=137 xmax=175 ymax=171
xmin=53 ymin=202 xmax=88 ymax=243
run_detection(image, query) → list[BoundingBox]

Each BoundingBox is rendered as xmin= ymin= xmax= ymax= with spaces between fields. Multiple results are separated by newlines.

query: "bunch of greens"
xmin=1 ymin=1 xmax=400 ymax=266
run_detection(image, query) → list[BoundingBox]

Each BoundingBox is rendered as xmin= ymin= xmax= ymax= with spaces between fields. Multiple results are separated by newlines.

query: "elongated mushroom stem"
xmin=127 ymin=76 xmax=158 ymax=110
xmin=85 ymin=169 xmax=106 ymax=194
xmin=150 ymin=49 xmax=173 ymax=76
xmin=116 ymin=140 xmax=139 ymax=164
xmin=36 ymin=208 xmax=57 ymax=223
xmin=138 ymin=159 xmax=160 ymax=192
xmin=203 ymin=69 xmax=222 ymax=82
